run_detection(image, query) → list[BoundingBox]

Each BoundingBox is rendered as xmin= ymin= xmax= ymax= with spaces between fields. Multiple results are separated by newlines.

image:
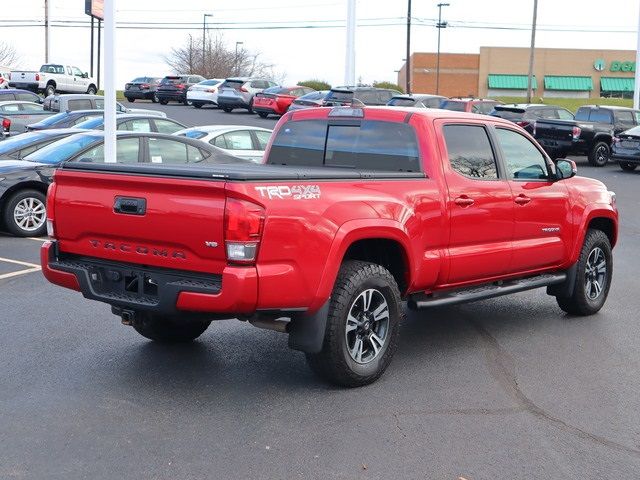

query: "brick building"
xmin=397 ymin=47 xmax=636 ymax=99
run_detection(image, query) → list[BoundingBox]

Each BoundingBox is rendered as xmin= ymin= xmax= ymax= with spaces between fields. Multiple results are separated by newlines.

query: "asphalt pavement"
xmin=1 ymin=105 xmax=640 ymax=479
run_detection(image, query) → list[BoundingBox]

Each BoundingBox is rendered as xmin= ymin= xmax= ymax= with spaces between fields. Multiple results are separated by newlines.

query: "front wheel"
xmin=87 ymin=85 xmax=97 ymax=95
xmin=588 ymin=141 xmax=610 ymax=167
xmin=192 ymin=102 xmax=203 ymax=109
xmin=3 ymin=189 xmax=47 ymax=237
xmin=620 ymin=162 xmax=637 ymax=171
xmin=556 ymin=229 xmax=613 ymax=316
xmin=151 ymin=93 xmax=159 ymax=103
xmin=127 ymin=97 xmax=135 ymax=103
xmin=305 ymin=260 xmax=402 ymax=387
xmin=257 ymin=112 xmax=269 ymax=119
xmin=159 ymin=99 xmax=168 ymax=105
xmin=132 ymin=313 xmax=211 ymax=343
xmin=222 ymin=107 xmax=232 ymax=113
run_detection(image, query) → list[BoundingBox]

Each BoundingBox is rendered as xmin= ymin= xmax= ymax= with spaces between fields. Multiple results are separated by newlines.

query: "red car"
xmin=252 ymin=86 xmax=315 ymax=118
xmin=441 ymin=97 xmax=502 ymax=114
xmin=42 ymin=106 xmax=617 ymax=386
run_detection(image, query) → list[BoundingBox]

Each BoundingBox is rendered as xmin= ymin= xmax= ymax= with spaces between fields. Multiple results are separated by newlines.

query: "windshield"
xmin=388 ymin=98 xmax=416 ymax=107
xmin=0 ymin=132 xmax=51 ymax=154
xmin=74 ymin=117 xmax=104 ymax=129
xmin=440 ymin=101 xmax=467 ymax=112
xmin=179 ymin=130 xmax=207 ymax=139
xmin=24 ymin=133 xmax=102 ymax=164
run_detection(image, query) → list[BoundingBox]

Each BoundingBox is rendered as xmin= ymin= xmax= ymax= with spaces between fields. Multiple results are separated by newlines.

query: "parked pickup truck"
xmin=9 ymin=64 xmax=97 ymax=97
xmin=41 ymin=106 xmax=618 ymax=387
xmin=0 ymin=100 xmax=54 ymax=138
xmin=534 ymin=105 xmax=640 ymax=166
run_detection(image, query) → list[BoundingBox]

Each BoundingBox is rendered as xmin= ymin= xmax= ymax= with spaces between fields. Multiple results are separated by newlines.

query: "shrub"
xmin=297 ymin=79 xmax=331 ymax=91
xmin=372 ymin=81 xmax=404 ymax=93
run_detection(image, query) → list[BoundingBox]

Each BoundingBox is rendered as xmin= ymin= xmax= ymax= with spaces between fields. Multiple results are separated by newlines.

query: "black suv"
xmin=156 ymin=75 xmax=206 ymax=105
xmin=124 ymin=77 xmax=161 ymax=103
xmin=490 ymin=104 xmax=574 ymax=134
xmin=322 ymin=87 xmax=402 ymax=107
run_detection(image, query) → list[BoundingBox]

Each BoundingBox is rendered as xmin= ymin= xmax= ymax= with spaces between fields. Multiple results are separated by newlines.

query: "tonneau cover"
xmin=60 ymin=162 xmax=426 ymax=181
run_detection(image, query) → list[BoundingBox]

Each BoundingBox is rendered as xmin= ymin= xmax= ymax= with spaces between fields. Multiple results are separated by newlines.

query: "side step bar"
xmin=407 ymin=272 xmax=567 ymax=309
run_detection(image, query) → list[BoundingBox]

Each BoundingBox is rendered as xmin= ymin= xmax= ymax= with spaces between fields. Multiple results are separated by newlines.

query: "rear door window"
xmin=20 ymin=103 xmax=43 ymax=112
xmin=67 ymin=99 xmax=93 ymax=111
xmin=73 ymin=138 xmax=140 ymax=164
xmin=254 ymin=130 xmax=271 ymax=150
xmin=1 ymin=104 xmax=20 ymax=112
xmin=222 ymin=130 xmax=254 ymax=150
xmin=17 ymin=93 xmax=38 ymax=102
xmin=153 ymin=119 xmax=183 ymax=134
xmin=557 ymin=109 xmax=574 ymax=120
xmin=443 ymin=124 xmax=498 ymax=180
xmin=120 ymin=119 xmax=152 ymax=132
xmin=614 ymin=110 xmax=635 ymax=129
xmin=148 ymin=138 xmax=189 ymax=164
xmin=589 ymin=109 xmax=613 ymax=123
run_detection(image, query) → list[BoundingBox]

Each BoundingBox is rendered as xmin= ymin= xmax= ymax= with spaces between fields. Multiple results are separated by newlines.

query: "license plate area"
xmin=88 ymin=265 xmax=160 ymax=305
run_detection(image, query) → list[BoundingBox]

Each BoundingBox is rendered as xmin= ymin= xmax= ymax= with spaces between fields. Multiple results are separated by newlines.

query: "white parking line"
xmin=0 ymin=256 xmax=40 ymax=268
xmin=0 ymin=267 xmax=41 ymax=280
xmin=26 ymin=237 xmax=47 ymax=243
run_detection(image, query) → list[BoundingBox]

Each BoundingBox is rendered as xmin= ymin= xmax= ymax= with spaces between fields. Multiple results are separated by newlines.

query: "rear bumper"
xmin=8 ymin=81 xmax=39 ymax=92
xmin=41 ymin=241 xmax=257 ymax=315
xmin=253 ymin=106 xmax=284 ymax=116
xmin=217 ymin=97 xmax=251 ymax=109
xmin=156 ymin=91 xmax=187 ymax=102
xmin=187 ymin=91 xmax=218 ymax=104
xmin=611 ymin=153 xmax=640 ymax=164
xmin=124 ymin=90 xmax=155 ymax=99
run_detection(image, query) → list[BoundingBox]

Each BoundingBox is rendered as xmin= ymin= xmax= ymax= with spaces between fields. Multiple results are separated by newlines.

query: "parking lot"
xmin=2 ymin=103 xmax=640 ymax=479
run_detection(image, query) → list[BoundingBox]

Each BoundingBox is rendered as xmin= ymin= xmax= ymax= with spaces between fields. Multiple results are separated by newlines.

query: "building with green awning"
xmin=600 ymin=77 xmax=635 ymax=98
xmin=543 ymin=76 xmax=593 ymax=98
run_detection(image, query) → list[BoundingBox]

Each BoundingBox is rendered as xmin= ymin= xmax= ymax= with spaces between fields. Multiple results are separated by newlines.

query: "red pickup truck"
xmin=41 ymin=106 xmax=618 ymax=387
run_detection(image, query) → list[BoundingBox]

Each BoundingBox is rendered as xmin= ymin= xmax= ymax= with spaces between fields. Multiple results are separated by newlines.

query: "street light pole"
xmin=202 ymin=14 xmax=213 ymax=76
xmin=435 ymin=2 xmax=449 ymax=96
xmin=405 ymin=0 xmax=411 ymax=94
xmin=235 ymin=41 xmax=243 ymax=76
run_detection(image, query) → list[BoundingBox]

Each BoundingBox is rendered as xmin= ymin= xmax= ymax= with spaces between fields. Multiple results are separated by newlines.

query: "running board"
xmin=407 ymin=273 xmax=567 ymax=309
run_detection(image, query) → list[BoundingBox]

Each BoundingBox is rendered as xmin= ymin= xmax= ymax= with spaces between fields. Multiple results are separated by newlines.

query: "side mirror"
xmin=555 ymin=159 xmax=577 ymax=180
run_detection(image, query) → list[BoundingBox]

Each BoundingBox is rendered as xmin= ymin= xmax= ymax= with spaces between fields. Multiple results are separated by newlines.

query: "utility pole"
xmin=344 ymin=0 xmax=356 ymax=86
xmin=44 ymin=0 xmax=50 ymax=62
xmin=526 ymin=0 xmax=538 ymax=103
xmin=90 ymin=16 xmax=94 ymax=77
xmin=405 ymin=0 xmax=411 ymax=94
xmin=435 ymin=2 xmax=449 ymax=95
xmin=203 ymin=14 xmax=213 ymax=76
xmin=634 ymin=2 xmax=640 ymax=109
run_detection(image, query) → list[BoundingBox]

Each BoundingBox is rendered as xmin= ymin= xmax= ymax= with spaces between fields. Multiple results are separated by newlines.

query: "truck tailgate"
xmin=52 ymin=169 xmax=228 ymax=274
xmin=535 ymin=119 xmax=574 ymax=141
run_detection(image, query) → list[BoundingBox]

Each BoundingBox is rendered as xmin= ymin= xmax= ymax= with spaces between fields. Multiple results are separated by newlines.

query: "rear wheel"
xmin=44 ymin=83 xmax=56 ymax=97
xmin=127 ymin=97 xmax=135 ymax=103
xmin=247 ymin=99 xmax=254 ymax=114
xmin=556 ymin=229 xmax=612 ymax=316
xmin=620 ymin=162 xmax=637 ymax=171
xmin=588 ymin=141 xmax=610 ymax=167
xmin=257 ymin=112 xmax=269 ymax=119
xmin=151 ymin=93 xmax=159 ymax=103
xmin=192 ymin=102 xmax=203 ymax=109
xmin=3 ymin=189 xmax=47 ymax=237
xmin=305 ymin=260 xmax=402 ymax=387
xmin=222 ymin=107 xmax=232 ymax=113
xmin=159 ymin=99 xmax=168 ymax=105
xmin=132 ymin=313 xmax=211 ymax=343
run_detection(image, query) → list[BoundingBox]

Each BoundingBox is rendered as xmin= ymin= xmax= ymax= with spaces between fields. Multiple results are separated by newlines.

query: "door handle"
xmin=514 ymin=194 xmax=531 ymax=205
xmin=454 ymin=196 xmax=475 ymax=207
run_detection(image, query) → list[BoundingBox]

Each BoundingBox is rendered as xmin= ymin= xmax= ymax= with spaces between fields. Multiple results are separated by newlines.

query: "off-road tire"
xmin=588 ymin=141 xmax=610 ymax=167
xmin=132 ymin=314 xmax=211 ymax=343
xmin=3 ymin=189 xmax=47 ymax=237
xmin=305 ymin=260 xmax=402 ymax=387
xmin=556 ymin=229 xmax=612 ymax=316
xmin=620 ymin=162 xmax=637 ymax=172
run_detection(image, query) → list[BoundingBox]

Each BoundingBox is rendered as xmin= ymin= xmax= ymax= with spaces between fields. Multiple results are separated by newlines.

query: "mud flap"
xmin=547 ymin=263 xmax=578 ymax=298
xmin=287 ymin=300 xmax=330 ymax=353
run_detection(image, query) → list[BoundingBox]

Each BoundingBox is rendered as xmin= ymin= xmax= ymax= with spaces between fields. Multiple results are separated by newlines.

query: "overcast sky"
xmin=2 ymin=0 xmax=638 ymax=87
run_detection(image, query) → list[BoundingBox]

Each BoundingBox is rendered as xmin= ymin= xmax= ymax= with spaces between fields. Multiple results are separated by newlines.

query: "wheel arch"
xmin=0 ymin=181 xmax=49 ymax=210
xmin=569 ymin=207 xmax=618 ymax=265
xmin=308 ymin=220 xmax=414 ymax=312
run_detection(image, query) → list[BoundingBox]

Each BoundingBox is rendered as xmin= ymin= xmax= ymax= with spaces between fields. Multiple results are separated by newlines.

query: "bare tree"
xmin=0 ymin=42 xmax=20 ymax=67
xmin=164 ymin=33 xmax=284 ymax=81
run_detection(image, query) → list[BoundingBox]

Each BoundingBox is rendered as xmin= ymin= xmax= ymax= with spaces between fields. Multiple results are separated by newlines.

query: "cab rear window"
xmin=268 ymin=120 xmax=421 ymax=172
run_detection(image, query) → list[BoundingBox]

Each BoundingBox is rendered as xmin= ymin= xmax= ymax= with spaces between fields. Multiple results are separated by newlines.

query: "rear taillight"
xmin=572 ymin=126 xmax=581 ymax=140
xmin=141 ymin=83 xmax=150 ymax=89
xmin=224 ymin=197 xmax=265 ymax=264
xmin=205 ymin=88 xmax=217 ymax=93
xmin=2 ymin=118 xmax=10 ymax=132
xmin=35 ymin=73 xmax=40 ymax=81
xmin=176 ymin=84 xmax=185 ymax=89
xmin=46 ymin=183 xmax=57 ymax=239
xmin=239 ymin=86 xmax=248 ymax=92
xmin=516 ymin=120 xmax=530 ymax=129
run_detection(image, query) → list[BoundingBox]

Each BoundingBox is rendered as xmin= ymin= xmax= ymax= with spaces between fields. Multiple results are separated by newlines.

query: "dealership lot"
xmin=2 ymin=105 xmax=640 ymax=478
